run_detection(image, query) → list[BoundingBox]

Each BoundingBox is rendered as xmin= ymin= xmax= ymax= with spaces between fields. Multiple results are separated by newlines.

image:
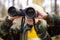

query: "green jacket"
xmin=0 ymin=18 xmax=13 ymax=40
xmin=45 ymin=14 xmax=60 ymax=37
xmin=0 ymin=18 xmax=51 ymax=40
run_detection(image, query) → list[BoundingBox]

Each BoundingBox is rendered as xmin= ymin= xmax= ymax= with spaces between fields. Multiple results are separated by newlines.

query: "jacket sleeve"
xmin=47 ymin=14 xmax=60 ymax=37
xmin=45 ymin=14 xmax=54 ymax=27
xmin=0 ymin=17 xmax=13 ymax=37
xmin=35 ymin=20 xmax=52 ymax=40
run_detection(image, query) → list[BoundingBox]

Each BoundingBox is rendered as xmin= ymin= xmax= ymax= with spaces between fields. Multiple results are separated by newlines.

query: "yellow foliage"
xmin=33 ymin=0 xmax=43 ymax=4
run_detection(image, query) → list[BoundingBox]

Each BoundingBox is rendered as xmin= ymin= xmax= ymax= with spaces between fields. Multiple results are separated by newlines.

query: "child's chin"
xmin=28 ymin=22 xmax=33 ymax=25
xmin=28 ymin=20 xmax=33 ymax=22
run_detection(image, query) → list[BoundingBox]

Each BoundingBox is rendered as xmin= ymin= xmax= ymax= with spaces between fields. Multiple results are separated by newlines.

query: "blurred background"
xmin=0 ymin=0 xmax=60 ymax=40
xmin=0 ymin=0 xmax=60 ymax=18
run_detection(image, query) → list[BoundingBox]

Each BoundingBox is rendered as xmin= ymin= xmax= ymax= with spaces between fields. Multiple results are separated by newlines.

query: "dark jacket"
xmin=45 ymin=14 xmax=60 ymax=37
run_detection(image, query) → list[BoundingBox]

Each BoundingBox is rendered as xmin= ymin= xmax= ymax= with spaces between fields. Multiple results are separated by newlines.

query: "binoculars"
xmin=8 ymin=6 xmax=37 ymax=19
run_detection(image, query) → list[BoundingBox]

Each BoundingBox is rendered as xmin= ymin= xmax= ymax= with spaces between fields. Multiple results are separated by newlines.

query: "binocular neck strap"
xmin=33 ymin=18 xmax=35 ymax=28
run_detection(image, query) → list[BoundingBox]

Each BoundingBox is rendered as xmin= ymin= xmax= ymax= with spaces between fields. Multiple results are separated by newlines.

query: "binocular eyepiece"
xmin=8 ymin=6 xmax=37 ymax=18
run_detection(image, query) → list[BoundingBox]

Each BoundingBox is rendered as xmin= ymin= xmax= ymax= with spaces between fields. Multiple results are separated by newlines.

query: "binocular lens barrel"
xmin=8 ymin=7 xmax=17 ymax=16
xmin=8 ymin=6 xmax=25 ymax=17
xmin=25 ymin=7 xmax=36 ymax=18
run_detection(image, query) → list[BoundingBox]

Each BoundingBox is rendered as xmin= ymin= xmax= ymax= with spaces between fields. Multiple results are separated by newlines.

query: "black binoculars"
xmin=8 ymin=6 xmax=37 ymax=18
